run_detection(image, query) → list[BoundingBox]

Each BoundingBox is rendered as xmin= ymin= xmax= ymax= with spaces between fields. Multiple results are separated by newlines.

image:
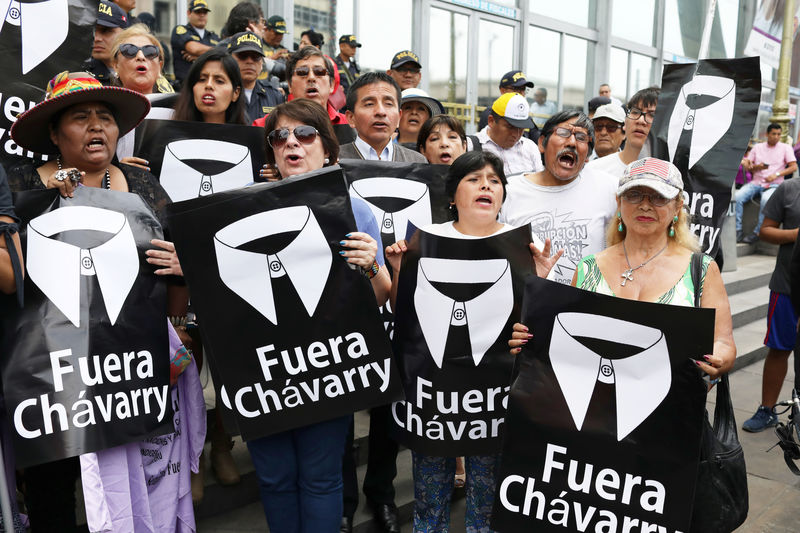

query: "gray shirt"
xmin=763 ymin=178 xmax=800 ymax=294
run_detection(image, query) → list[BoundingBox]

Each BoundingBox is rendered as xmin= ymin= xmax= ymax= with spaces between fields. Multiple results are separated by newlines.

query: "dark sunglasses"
xmin=293 ymin=65 xmax=328 ymax=77
xmin=118 ymin=43 xmax=160 ymax=60
xmin=621 ymin=189 xmax=671 ymax=207
xmin=267 ymin=125 xmax=319 ymax=148
xmin=593 ymin=122 xmax=621 ymax=133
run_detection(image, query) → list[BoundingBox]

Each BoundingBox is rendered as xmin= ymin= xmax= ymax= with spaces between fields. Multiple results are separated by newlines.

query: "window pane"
xmin=612 ymin=0 xmax=655 ymax=46
xmin=529 ymin=0 xmax=594 ymax=27
xmin=427 ymin=8 xmax=469 ymax=104
xmin=608 ymin=47 xmax=629 ymax=104
xmin=294 ymin=0 xmax=339 ymax=57
xmin=713 ymin=0 xmax=739 ymax=58
xmin=663 ymin=0 xmax=705 ymax=59
xmin=629 ymin=53 xmax=653 ymax=94
xmin=477 ymin=20 xmax=515 ymax=108
xmin=562 ymin=36 xmax=588 ymax=111
xmin=527 ymin=26 xmax=559 ymax=125
xmin=357 ymin=0 xmax=413 ymax=72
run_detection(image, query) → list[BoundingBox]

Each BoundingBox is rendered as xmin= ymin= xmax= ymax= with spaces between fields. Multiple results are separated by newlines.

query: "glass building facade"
xmin=133 ymin=0 xmax=798 ymax=137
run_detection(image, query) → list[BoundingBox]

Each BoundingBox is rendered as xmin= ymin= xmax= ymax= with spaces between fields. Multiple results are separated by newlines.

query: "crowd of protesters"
xmin=7 ymin=0 xmax=800 ymax=532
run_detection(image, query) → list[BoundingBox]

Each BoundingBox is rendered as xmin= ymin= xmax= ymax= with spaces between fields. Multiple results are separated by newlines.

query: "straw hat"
xmin=10 ymin=71 xmax=150 ymax=155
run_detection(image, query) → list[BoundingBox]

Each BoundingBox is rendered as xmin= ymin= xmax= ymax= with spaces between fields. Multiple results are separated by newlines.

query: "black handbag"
xmin=689 ymin=253 xmax=748 ymax=533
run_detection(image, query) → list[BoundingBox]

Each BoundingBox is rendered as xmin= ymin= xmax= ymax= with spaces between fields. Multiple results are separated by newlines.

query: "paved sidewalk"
xmin=197 ymin=359 xmax=800 ymax=532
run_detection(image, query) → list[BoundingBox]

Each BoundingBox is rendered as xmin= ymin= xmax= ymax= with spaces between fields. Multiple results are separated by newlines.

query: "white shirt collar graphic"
xmin=26 ymin=206 xmax=139 ymax=327
xmin=414 ymin=257 xmax=513 ymax=368
xmin=354 ymin=136 xmax=394 ymax=161
xmin=159 ymin=139 xmax=253 ymax=202
xmin=0 ymin=0 xmax=68 ymax=74
xmin=349 ymin=178 xmax=431 ymax=243
xmin=667 ymin=75 xmax=735 ymax=169
xmin=549 ymin=312 xmax=672 ymax=441
xmin=214 ymin=206 xmax=332 ymax=325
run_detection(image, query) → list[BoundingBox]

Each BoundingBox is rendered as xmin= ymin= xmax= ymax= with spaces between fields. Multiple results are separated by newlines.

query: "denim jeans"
xmin=734 ymin=182 xmax=779 ymax=235
xmin=247 ymin=415 xmax=350 ymax=533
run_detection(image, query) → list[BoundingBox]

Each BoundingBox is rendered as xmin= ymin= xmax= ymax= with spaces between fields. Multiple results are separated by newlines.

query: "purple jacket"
xmin=81 ymin=322 xmax=206 ymax=532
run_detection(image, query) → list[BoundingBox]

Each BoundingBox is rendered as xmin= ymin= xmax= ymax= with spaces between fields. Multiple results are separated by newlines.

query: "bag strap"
xmin=690 ymin=252 xmax=739 ymax=437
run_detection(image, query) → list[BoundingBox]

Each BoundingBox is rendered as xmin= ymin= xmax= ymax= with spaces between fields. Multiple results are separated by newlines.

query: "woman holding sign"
xmin=509 ymin=158 xmax=735 ymax=378
xmin=385 ymin=150 xmax=560 ymax=533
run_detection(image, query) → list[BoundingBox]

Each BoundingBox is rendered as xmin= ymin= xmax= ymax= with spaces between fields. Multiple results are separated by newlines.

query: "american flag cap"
xmin=618 ymin=157 xmax=683 ymax=199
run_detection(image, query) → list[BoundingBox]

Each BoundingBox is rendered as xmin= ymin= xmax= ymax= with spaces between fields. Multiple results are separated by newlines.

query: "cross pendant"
xmin=620 ymin=269 xmax=634 ymax=287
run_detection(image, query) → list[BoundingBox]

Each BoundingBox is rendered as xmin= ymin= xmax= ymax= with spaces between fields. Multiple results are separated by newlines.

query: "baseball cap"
xmin=500 ymin=70 xmax=534 ymax=89
xmin=228 ymin=32 xmax=265 ymax=56
xmin=390 ymin=50 xmax=421 ymax=70
xmin=593 ymin=103 xmax=626 ymax=124
xmin=401 ymin=88 xmax=444 ymax=117
xmin=339 ymin=34 xmax=361 ymax=47
xmin=97 ymin=0 xmax=128 ymax=29
xmin=587 ymin=96 xmax=611 ymax=114
xmin=491 ymin=93 xmax=534 ymax=129
xmin=618 ymin=158 xmax=684 ymax=199
xmin=266 ymin=15 xmax=286 ymax=33
xmin=188 ymin=0 xmax=210 ymax=12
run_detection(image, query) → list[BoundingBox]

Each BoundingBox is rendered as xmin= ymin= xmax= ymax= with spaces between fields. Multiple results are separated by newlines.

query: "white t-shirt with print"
xmin=499 ymin=167 xmax=618 ymax=285
xmin=586 ymin=152 xmax=627 ymax=181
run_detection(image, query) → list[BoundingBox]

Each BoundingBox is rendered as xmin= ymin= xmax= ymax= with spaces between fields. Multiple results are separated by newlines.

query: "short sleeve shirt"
xmin=747 ymin=141 xmax=796 ymax=186
xmin=171 ymin=24 xmax=220 ymax=82
xmin=762 ymin=178 xmax=800 ymax=294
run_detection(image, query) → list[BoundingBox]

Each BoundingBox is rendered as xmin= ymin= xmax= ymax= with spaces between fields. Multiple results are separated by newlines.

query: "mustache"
xmin=556 ymin=147 xmax=579 ymax=159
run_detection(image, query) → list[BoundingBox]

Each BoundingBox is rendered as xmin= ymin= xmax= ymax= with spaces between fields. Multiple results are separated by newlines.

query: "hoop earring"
xmin=617 ymin=211 xmax=623 ymax=233
xmin=669 ymin=214 xmax=678 ymax=237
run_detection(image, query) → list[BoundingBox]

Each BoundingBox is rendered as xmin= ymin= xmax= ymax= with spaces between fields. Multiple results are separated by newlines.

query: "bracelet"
xmin=169 ymin=315 xmax=187 ymax=327
xmin=362 ymin=260 xmax=380 ymax=279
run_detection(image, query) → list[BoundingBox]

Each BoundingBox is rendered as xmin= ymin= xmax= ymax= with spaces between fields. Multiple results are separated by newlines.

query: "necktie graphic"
xmin=549 ymin=312 xmax=672 ymax=441
xmin=667 ymin=75 xmax=735 ymax=171
xmin=160 ymin=139 xmax=253 ymax=202
xmin=26 ymin=206 xmax=139 ymax=327
xmin=348 ymin=178 xmax=432 ymax=249
xmin=414 ymin=257 xmax=513 ymax=368
xmin=0 ymin=0 xmax=69 ymax=74
xmin=214 ymin=206 xmax=332 ymax=325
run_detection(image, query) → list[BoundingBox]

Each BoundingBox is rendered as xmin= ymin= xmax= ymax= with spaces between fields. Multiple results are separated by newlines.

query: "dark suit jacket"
xmin=339 ymin=142 xmax=428 ymax=163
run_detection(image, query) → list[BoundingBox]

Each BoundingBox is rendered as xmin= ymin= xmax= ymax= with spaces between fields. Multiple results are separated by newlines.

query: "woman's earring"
xmin=324 ymin=157 xmax=330 ymax=165
xmin=617 ymin=211 xmax=623 ymax=232
xmin=669 ymin=214 xmax=678 ymax=237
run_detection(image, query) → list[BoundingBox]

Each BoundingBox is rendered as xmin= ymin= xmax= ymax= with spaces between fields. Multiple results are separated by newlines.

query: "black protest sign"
xmin=650 ymin=57 xmax=761 ymax=256
xmin=492 ymin=276 xmax=714 ymax=532
xmin=0 ymin=0 xmax=97 ymax=166
xmin=391 ymin=225 xmax=533 ymax=456
xmin=0 ymin=187 xmax=171 ymax=467
xmin=134 ymin=119 xmax=265 ymax=202
xmin=340 ymin=160 xmax=450 ymax=338
xmin=166 ymin=166 xmax=402 ymax=441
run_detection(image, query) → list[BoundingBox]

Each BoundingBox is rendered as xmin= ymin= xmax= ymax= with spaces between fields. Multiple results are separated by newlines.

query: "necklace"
xmin=57 ymin=156 xmax=110 ymax=189
xmin=620 ymin=240 xmax=668 ymax=287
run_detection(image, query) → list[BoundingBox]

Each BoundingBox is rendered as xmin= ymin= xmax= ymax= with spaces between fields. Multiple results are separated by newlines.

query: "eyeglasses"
xmin=118 ymin=43 xmax=160 ymax=60
xmin=627 ymin=107 xmax=656 ymax=124
xmin=293 ymin=65 xmax=328 ymax=77
xmin=621 ymin=189 xmax=671 ymax=207
xmin=395 ymin=66 xmax=421 ymax=74
xmin=267 ymin=125 xmax=319 ymax=148
xmin=593 ymin=122 xmax=621 ymax=133
xmin=553 ymin=126 xmax=590 ymax=143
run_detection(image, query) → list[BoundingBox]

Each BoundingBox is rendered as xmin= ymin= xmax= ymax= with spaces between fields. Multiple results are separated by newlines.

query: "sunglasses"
xmin=293 ymin=65 xmax=328 ymax=77
xmin=593 ymin=122 xmax=621 ymax=133
xmin=621 ymin=189 xmax=671 ymax=207
xmin=118 ymin=43 xmax=160 ymax=60
xmin=267 ymin=125 xmax=319 ymax=148
xmin=553 ymin=126 xmax=590 ymax=143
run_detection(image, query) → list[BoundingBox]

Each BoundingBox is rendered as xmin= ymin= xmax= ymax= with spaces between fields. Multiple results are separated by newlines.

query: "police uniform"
xmin=334 ymin=55 xmax=360 ymax=96
xmin=82 ymin=57 xmax=115 ymax=86
xmin=171 ymin=24 xmax=220 ymax=83
xmin=245 ymin=79 xmax=284 ymax=122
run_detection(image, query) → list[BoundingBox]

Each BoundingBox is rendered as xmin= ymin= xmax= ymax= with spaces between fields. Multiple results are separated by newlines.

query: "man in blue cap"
xmin=170 ymin=0 xmax=220 ymax=86
xmin=477 ymin=70 xmax=534 ymax=131
xmin=82 ymin=0 xmax=129 ymax=85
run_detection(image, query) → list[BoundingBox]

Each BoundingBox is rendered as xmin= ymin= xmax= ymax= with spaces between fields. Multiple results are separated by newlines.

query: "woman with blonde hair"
xmin=111 ymin=23 xmax=174 ymax=95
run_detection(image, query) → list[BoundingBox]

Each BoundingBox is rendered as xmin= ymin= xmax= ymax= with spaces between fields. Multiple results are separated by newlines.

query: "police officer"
xmin=228 ymin=31 xmax=284 ymax=122
xmin=334 ymin=34 xmax=361 ymax=97
xmin=171 ymin=0 xmax=220 ymax=86
xmin=83 ymin=0 xmax=129 ymax=85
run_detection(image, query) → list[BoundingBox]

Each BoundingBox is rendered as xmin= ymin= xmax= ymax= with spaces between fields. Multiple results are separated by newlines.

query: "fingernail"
xmin=694 ymin=360 xmax=702 ymax=366
xmin=339 ymin=240 xmax=346 ymax=245
xmin=522 ymin=326 xmax=529 ymax=332
xmin=521 ymin=340 xmax=528 ymax=344
xmin=339 ymin=251 xmax=345 ymax=255
xmin=527 ymin=333 xmax=533 ymax=339
xmin=345 ymin=233 xmax=352 ymax=237
xmin=703 ymin=355 xmax=711 ymax=361
xmin=146 ymin=167 xmax=150 ymax=171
